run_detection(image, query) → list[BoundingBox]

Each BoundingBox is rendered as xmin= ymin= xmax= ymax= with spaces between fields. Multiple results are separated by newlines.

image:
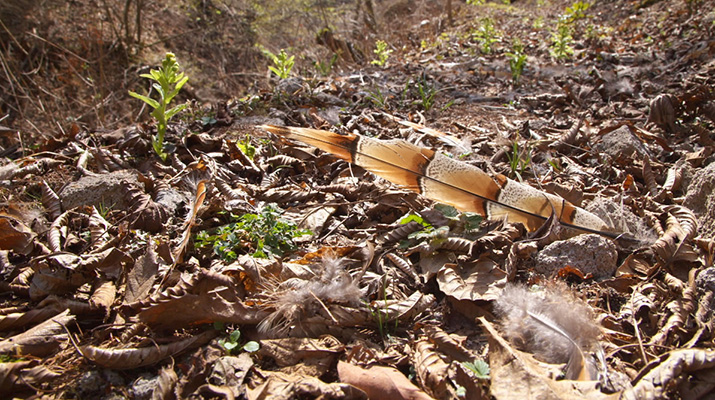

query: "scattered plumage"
xmin=258 ymin=256 xmax=363 ymax=337
xmin=259 ymin=125 xmax=615 ymax=236
xmin=494 ymin=283 xmax=606 ymax=381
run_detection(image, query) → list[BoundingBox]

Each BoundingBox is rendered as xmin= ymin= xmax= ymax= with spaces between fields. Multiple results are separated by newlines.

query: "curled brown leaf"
xmin=80 ymin=330 xmax=218 ymax=370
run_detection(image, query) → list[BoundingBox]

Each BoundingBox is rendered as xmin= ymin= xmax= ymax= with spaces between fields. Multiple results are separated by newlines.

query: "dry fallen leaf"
xmin=437 ymin=258 xmax=506 ymax=301
xmin=337 ymin=360 xmax=435 ymax=400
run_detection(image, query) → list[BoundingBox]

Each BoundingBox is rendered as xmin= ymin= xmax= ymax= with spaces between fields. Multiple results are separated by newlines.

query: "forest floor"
xmin=1 ymin=0 xmax=715 ymax=399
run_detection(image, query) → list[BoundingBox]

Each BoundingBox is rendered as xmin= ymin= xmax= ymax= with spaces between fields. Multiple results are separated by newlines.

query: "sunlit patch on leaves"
xmin=195 ymin=204 xmax=311 ymax=260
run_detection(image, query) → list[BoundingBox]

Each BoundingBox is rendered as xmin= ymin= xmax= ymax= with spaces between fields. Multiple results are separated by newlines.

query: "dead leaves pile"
xmin=0 ymin=103 xmax=712 ymax=399
xmin=0 ymin=0 xmax=715 ymax=398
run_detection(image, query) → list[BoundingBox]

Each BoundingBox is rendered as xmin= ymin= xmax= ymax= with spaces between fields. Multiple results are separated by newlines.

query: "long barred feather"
xmin=260 ymin=125 xmax=617 ymax=236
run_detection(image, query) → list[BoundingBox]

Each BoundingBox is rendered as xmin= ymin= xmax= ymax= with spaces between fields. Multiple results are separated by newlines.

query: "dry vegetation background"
xmin=1 ymin=0 xmax=715 ymax=399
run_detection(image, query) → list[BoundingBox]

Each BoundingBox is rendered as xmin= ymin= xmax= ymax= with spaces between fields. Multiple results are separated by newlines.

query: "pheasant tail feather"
xmin=260 ymin=125 xmax=611 ymax=234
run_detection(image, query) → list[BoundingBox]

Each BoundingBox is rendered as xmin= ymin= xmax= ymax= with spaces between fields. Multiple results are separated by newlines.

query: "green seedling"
xmin=472 ymin=17 xmax=500 ymax=54
xmin=547 ymin=157 xmax=562 ymax=172
xmin=367 ymin=87 xmax=389 ymax=109
xmin=550 ymin=21 xmax=574 ymax=60
xmin=399 ymin=213 xmax=432 ymax=229
xmin=466 ymin=0 xmax=485 ymax=4
xmin=216 ymin=325 xmax=259 ymax=355
xmin=314 ymin=53 xmax=338 ymax=76
xmin=129 ymin=52 xmax=189 ymax=161
xmin=371 ymin=40 xmax=393 ymax=67
xmin=195 ymin=204 xmax=311 ymax=260
xmin=416 ymin=76 xmax=438 ymax=111
xmin=367 ymin=278 xmax=400 ymax=341
xmin=433 ymin=204 xmax=482 ymax=233
xmin=262 ymin=48 xmax=295 ymax=79
xmin=506 ymin=141 xmax=532 ymax=181
xmin=440 ymin=99 xmax=455 ymax=112
xmin=505 ymin=39 xmax=527 ymax=85
xmin=237 ymin=135 xmax=256 ymax=160
xmin=201 ymin=116 xmax=217 ymax=126
xmin=97 ymin=202 xmax=115 ymax=219
xmin=463 ymin=359 xmax=490 ymax=379
xmin=563 ymin=1 xmax=591 ymax=23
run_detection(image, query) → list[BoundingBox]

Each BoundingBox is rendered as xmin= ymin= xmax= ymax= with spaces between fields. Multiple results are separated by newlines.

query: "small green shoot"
xmin=201 ymin=116 xmax=217 ymax=126
xmin=216 ymin=325 xmax=259 ymax=355
xmin=550 ymin=21 xmax=574 ymax=60
xmin=367 ymin=277 xmax=399 ymax=342
xmin=195 ymin=204 xmax=311 ymax=260
xmin=440 ymin=99 xmax=455 ymax=112
xmin=97 ymin=202 xmax=115 ymax=219
xmin=129 ymin=52 xmax=189 ymax=161
xmin=563 ymin=1 xmax=591 ymax=23
xmin=433 ymin=204 xmax=483 ymax=233
xmin=314 ymin=53 xmax=338 ymax=76
xmin=466 ymin=0 xmax=485 ymax=4
xmin=505 ymin=39 xmax=527 ymax=85
xmin=506 ymin=141 xmax=532 ymax=181
xmin=367 ymin=87 xmax=389 ymax=109
xmin=547 ymin=157 xmax=562 ymax=171
xmin=472 ymin=17 xmax=500 ymax=54
xmin=370 ymin=40 xmax=393 ymax=67
xmin=236 ymin=135 xmax=256 ymax=160
xmin=0 ymin=354 xmax=25 ymax=363
xmin=262 ymin=48 xmax=295 ymax=79
xmin=463 ymin=359 xmax=491 ymax=379
xmin=416 ymin=76 xmax=438 ymax=111
xmin=399 ymin=213 xmax=432 ymax=228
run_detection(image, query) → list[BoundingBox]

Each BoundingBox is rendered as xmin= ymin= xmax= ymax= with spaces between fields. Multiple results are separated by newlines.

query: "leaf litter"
xmin=1 ymin=0 xmax=715 ymax=398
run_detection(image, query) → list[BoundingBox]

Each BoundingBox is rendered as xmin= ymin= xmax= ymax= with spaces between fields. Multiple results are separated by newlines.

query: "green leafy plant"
xmin=129 ymin=52 xmax=189 ymax=161
xmin=216 ymin=325 xmax=259 ymax=355
xmin=472 ymin=17 xmax=500 ymax=54
xmin=505 ymin=39 xmax=527 ymax=85
xmin=195 ymin=204 xmax=311 ymax=260
xmin=506 ymin=141 xmax=532 ymax=181
xmin=433 ymin=204 xmax=482 ymax=233
xmin=262 ymin=48 xmax=295 ymax=79
xmin=563 ymin=1 xmax=591 ymax=23
xmin=236 ymin=135 xmax=256 ymax=160
xmin=399 ymin=213 xmax=432 ymax=229
xmin=463 ymin=359 xmax=490 ymax=379
xmin=397 ymin=212 xmax=444 ymax=248
xmin=370 ymin=40 xmax=393 ymax=67
xmin=550 ymin=21 xmax=574 ymax=60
